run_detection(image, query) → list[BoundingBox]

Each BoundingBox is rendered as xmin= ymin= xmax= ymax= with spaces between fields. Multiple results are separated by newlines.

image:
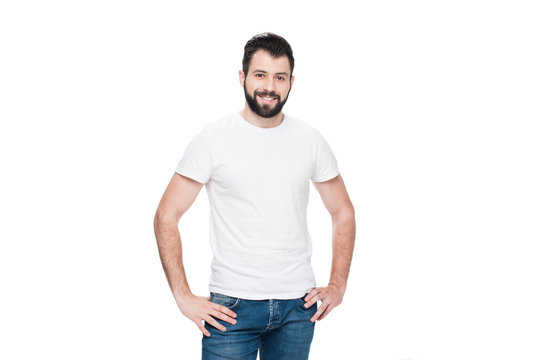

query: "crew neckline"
xmin=235 ymin=111 xmax=288 ymax=132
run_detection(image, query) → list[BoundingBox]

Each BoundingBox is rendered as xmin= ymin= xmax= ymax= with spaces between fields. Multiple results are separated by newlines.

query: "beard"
xmin=243 ymin=82 xmax=290 ymax=118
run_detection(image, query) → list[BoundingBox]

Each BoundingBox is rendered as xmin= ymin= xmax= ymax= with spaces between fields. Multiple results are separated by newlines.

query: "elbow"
xmin=331 ymin=205 xmax=356 ymax=241
xmin=154 ymin=209 xmax=181 ymax=229
xmin=332 ymin=204 xmax=355 ymax=222
xmin=153 ymin=212 xmax=161 ymax=229
xmin=330 ymin=205 xmax=355 ymax=230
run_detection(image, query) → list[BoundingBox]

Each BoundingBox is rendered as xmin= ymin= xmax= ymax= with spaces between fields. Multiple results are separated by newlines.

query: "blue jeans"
xmin=202 ymin=292 xmax=317 ymax=360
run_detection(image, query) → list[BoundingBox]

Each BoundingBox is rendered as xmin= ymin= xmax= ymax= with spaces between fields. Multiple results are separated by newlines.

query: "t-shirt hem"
xmin=175 ymin=167 xmax=208 ymax=184
xmin=311 ymin=170 xmax=339 ymax=183
xmin=208 ymin=287 xmax=315 ymax=300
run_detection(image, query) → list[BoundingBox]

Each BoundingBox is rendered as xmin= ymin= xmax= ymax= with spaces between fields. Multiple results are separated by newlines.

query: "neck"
xmin=240 ymin=104 xmax=284 ymax=129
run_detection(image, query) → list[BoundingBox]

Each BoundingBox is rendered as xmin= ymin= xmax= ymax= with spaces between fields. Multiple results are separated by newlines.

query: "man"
xmin=154 ymin=32 xmax=355 ymax=360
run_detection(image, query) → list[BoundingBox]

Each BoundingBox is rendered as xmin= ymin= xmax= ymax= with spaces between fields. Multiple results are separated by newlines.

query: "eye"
xmin=255 ymin=73 xmax=264 ymax=78
xmin=276 ymin=76 xmax=286 ymax=81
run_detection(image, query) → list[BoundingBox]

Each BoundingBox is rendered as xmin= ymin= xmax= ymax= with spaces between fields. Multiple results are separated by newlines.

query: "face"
xmin=241 ymin=49 xmax=294 ymax=118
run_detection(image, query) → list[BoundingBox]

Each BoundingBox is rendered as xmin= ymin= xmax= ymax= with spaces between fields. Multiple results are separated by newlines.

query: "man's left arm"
xmin=304 ymin=174 xmax=356 ymax=322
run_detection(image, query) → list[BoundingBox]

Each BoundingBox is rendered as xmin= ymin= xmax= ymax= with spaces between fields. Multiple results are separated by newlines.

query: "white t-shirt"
xmin=175 ymin=111 xmax=339 ymax=300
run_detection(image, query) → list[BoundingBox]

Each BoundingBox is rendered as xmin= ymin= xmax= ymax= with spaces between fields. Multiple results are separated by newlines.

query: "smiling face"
xmin=240 ymin=49 xmax=294 ymax=119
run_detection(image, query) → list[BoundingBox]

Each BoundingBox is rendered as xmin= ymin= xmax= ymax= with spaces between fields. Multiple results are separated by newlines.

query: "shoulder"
xmin=285 ymin=114 xmax=325 ymax=142
xmin=199 ymin=112 xmax=241 ymax=136
xmin=206 ymin=112 xmax=238 ymax=129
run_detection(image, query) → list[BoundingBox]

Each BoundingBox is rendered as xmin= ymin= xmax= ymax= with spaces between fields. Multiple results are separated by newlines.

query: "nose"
xmin=263 ymin=77 xmax=276 ymax=93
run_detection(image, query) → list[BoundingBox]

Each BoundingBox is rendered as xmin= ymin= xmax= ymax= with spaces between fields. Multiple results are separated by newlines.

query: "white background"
xmin=1 ymin=0 xmax=538 ymax=359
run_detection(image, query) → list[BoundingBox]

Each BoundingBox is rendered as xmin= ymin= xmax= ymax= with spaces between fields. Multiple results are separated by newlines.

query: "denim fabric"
xmin=202 ymin=292 xmax=317 ymax=360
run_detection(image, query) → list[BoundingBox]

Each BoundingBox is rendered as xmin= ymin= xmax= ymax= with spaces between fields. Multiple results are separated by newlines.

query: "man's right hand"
xmin=177 ymin=293 xmax=238 ymax=337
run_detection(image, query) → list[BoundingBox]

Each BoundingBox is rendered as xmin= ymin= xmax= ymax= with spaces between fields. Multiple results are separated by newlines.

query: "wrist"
xmin=175 ymin=289 xmax=193 ymax=306
xmin=328 ymin=282 xmax=346 ymax=294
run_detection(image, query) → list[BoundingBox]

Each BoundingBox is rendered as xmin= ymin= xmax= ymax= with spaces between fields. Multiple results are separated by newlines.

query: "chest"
xmin=211 ymin=134 xmax=314 ymax=197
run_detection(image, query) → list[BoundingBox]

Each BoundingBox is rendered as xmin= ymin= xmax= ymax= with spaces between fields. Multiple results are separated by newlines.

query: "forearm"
xmin=153 ymin=216 xmax=192 ymax=305
xmin=328 ymin=207 xmax=356 ymax=293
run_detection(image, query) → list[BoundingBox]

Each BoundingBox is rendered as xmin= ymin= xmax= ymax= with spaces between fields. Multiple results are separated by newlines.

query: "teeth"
xmin=262 ymin=96 xmax=274 ymax=100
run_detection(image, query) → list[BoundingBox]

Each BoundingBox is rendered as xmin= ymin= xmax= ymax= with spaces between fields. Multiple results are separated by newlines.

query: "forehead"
xmin=249 ymin=49 xmax=291 ymax=76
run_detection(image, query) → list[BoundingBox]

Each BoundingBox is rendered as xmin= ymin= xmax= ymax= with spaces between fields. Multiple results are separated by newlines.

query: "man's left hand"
xmin=303 ymin=283 xmax=345 ymax=322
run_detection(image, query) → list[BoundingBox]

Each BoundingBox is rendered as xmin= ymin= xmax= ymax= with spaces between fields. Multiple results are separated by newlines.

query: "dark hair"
xmin=242 ymin=32 xmax=295 ymax=77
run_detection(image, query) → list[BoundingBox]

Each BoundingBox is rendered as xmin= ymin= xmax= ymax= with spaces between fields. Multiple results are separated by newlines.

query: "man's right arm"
xmin=153 ymin=173 xmax=237 ymax=337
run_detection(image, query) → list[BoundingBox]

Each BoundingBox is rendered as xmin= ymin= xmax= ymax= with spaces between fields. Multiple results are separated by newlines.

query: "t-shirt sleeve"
xmin=175 ymin=127 xmax=212 ymax=184
xmin=311 ymin=130 xmax=340 ymax=182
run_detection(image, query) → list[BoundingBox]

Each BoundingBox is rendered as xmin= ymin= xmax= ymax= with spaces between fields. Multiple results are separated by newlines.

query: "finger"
xmin=209 ymin=308 xmax=238 ymax=326
xmin=197 ymin=320 xmax=211 ymax=337
xmin=317 ymin=303 xmax=334 ymax=321
xmin=210 ymin=303 xmax=238 ymax=320
xmin=203 ymin=315 xmax=227 ymax=332
xmin=304 ymin=293 xmax=321 ymax=308
xmin=305 ymin=288 xmax=320 ymax=302
xmin=310 ymin=301 xmax=330 ymax=322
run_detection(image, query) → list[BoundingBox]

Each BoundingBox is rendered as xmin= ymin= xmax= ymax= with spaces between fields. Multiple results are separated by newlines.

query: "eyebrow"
xmin=252 ymin=69 xmax=289 ymax=77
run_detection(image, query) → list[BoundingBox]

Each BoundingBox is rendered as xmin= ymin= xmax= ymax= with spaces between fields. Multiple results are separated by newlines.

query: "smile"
xmin=258 ymin=95 xmax=278 ymax=103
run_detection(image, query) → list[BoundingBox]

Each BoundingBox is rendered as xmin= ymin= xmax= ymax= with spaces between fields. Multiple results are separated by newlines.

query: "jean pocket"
xmin=298 ymin=293 xmax=309 ymax=307
xmin=210 ymin=292 xmax=241 ymax=310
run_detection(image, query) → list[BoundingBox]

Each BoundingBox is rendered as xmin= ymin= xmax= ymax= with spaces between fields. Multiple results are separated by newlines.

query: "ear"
xmin=290 ymin=75 xmax=295 ymax=89
xmin=239 ymin=70 xmax=245 ymax=87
